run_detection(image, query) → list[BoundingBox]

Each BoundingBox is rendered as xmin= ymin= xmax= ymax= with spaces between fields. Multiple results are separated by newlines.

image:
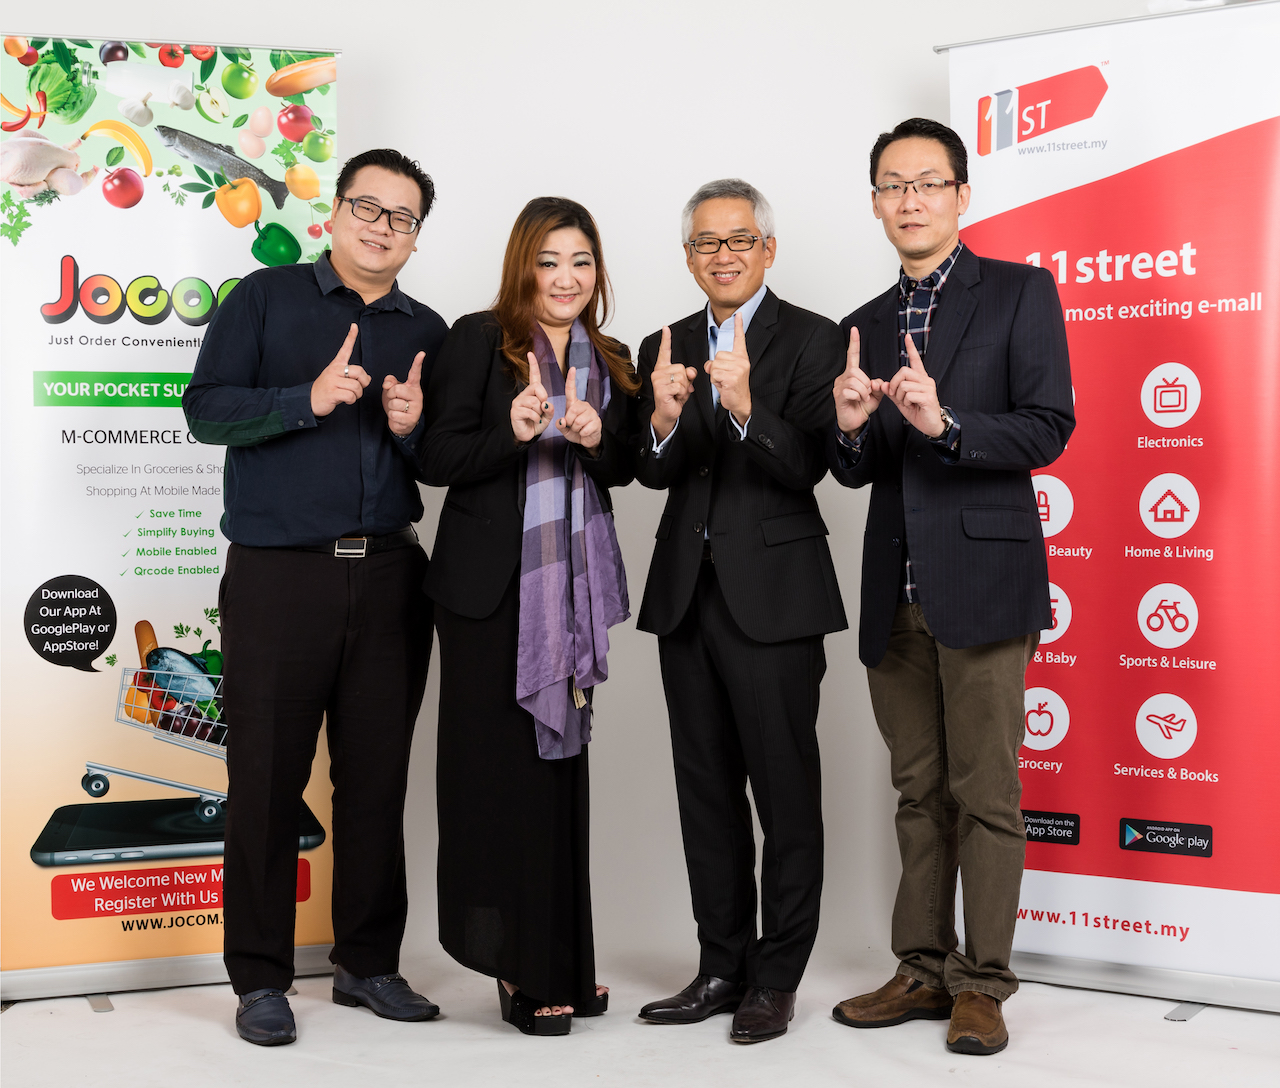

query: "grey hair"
xmin=681 ymin=178 xmax=775 ymax=244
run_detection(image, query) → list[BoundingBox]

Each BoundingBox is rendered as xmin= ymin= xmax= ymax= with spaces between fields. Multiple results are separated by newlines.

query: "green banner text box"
xmin=34 ymin=372 xmax=194 ymax=408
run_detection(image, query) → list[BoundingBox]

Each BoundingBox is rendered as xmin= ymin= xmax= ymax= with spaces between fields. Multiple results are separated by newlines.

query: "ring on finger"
xmin=343 ymin=365 xmax=349 ymax=377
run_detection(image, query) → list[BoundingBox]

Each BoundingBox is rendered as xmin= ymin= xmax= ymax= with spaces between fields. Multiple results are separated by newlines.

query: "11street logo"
xmin=1119 ymin=818 xmax=1212 ymax=858
xmin=977 ymin=65 xmax=1109 ymax=155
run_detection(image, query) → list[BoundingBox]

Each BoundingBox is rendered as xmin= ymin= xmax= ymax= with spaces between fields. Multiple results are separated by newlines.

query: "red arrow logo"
xmin=1016 ymin=66 xmax=1109 ymax=143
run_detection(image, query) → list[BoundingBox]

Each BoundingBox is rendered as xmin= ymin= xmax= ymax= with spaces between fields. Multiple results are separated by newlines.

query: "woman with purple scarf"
xmin=419 ymin=197 xmax=638 ymax=1035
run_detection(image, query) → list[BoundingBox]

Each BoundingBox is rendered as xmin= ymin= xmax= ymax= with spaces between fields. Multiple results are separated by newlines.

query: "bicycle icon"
xmin=1145 ymin=600 xmax=1190 ymax=633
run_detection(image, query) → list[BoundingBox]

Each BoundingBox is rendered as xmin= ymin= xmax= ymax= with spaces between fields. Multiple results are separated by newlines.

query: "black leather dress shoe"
xmin=236 ymin=988 xmax=296 ymax=1046
xmin=639 ymin=975 xmax=748 ymax=1024
xmin=730 ymin=986 xmax=795 ymax=1043
xmin=332 ymin=964 xmax=440 ymax=1021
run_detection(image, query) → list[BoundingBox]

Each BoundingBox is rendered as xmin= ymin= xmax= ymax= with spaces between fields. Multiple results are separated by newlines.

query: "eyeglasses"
xmin=340 ymin=197 xmax=421 ymax=234
xmin=872 ymin=178 xmax=962 ymax=200
xmin=687 ymin=234 xmax=763 ymax=255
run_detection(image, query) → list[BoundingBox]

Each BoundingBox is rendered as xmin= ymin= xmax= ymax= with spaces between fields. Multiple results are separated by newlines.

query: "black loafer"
xmin=730 ymin=986 xmax=795 ymax=1043
xmin=639 ymin=975 xmax=748 ymax=1024
xmin=236 ymin=988 xmax=296 ymax=1046
xmin=332 ymin=964 xmax=440 ymax=1021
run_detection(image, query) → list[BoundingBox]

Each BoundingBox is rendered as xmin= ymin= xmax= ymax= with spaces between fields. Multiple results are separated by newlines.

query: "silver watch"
xmin=934 ymin=406 xmax=955 ymax=441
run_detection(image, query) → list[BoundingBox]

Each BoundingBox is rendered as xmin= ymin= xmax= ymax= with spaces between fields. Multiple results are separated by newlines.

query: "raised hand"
xmin=511 ymin=351 xmax=552 ymax=443
xmin=833 ymin=326 xmax=883 ymax=437
xmin=311 ymin=324 xmax=371 ymax=417
xmin=382 ymin=351 xmax=425 ymax=436
xmin=886 ymin=333 xmax=945 ymax=437
xmin=704 ymin=311 xmax=751 ymax=426
xmin=651 ymin=325 xmax=698 ymax=441
xmin=558 ymin=367 xmax=603 ymax=449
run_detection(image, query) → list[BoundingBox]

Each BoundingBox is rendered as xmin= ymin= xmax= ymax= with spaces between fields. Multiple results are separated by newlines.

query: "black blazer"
xmin=828 ymin=246 xmax=1075 ymax=667
xmin=419 ymin=311 xmax=637 ymax=619
xmin=634 ymin=289 xmax=847 ymax=644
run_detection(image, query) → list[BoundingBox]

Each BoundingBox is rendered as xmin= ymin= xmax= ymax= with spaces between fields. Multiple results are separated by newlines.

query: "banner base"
xmin=0 ymin=944 xmax=334 ymax=1002
xmin=1012 ymin=950 xmax=1280 ymax=1014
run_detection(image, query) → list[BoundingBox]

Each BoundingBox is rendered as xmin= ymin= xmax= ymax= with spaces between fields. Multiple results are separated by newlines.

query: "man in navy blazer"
xmin=826 ymin=119 xmax=1073 ymax=1056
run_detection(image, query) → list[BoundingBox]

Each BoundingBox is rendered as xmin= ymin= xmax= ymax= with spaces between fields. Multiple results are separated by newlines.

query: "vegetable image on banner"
xmin=1 ymin=35 xmax=341 ymax=999
xmin=949 ymin=1 xmax=1280 ymax=1000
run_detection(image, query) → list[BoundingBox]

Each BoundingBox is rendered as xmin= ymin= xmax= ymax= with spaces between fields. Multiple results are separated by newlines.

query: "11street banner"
xmin=1 ymin=34 xmax=340 ymax=999
xmin=948 ymin=3 xmax=1280 ymax=1003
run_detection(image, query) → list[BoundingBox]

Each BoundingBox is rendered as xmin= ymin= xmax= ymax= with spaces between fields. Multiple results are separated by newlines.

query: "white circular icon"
xmin=1023 ymin=687 xmax=1070 ymax=751
xmin=1031 ymin=474 xmax=1073 ymax=538
xmin=1040 ymin=582 xmax=1072 ymax=644
xmin=1141 ymin=363 xmax=1201 ymax=428
xmin=1135 ymin=693 xmax=1198 ymax=760
xmin=1140 ymin=473 xmax=1200 ymax=539
xmin=1137 ymin=583 xmax=1198 ymax=648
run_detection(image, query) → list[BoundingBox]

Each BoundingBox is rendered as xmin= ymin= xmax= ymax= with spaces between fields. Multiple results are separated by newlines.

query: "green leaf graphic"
xmin=181 ymin=182 xmax=213 ymax=193
xmin=128 ymin=42 xmax=146 ymax=58
xmin=200 ymin=56 xmax=216 ymax=84
xmin=51 ymin=40 xmax=75 ymax=75
xmin=232 ymin=114 xmax=248 ymax=128
xmin=105 ymin=146 xmax=125 ymax=167
xmin=202 ymin=192 xmax=216 ymax=209
xmin=194 ymin=165 xmax=213 ymax=185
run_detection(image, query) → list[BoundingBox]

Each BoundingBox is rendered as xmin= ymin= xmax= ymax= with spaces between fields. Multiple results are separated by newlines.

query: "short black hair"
xmin=870 ymin=118 xmax=968 ymax=186
xmin=335 ymin=148 xmax=436 ymax=223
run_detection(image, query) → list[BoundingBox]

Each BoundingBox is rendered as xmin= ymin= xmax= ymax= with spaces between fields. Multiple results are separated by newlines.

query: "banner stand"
xmin=1 ymin=943 xmax=334 ymax=1002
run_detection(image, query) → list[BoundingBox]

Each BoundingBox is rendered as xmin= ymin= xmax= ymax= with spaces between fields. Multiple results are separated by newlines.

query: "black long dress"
xmin=435 ymin=574 xmax=596 ymax=1008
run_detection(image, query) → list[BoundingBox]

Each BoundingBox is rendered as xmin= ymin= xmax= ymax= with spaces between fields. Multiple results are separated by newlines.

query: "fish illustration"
xmin=1146 ymin=712 xmax=1186 ymax=741
xmin=155 ymin=125 xmax=290 ymax=210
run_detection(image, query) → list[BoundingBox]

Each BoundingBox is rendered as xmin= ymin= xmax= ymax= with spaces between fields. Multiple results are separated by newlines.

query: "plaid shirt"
xmin=836 ymin=243 xmax=964 ymax=605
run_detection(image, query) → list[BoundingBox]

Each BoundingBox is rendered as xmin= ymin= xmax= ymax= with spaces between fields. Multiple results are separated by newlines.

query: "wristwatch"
xmin=933 ymin=406 xmax=956 ymax=441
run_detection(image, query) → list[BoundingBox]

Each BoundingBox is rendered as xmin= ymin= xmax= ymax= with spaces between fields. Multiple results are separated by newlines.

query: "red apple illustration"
xmin=277 ymin=103 xmax=315 ymax=142
xmin=102 ymin=167 xmax=145 ymax=208
xmin=1025 ymin=702 xmax=1054 ymax=736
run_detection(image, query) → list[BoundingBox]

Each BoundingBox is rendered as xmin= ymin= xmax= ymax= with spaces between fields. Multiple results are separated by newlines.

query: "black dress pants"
xmin=657 ymin=559 xmax=826 ymax=992
xmin=219 ymin=542 xmax=432 ymax=993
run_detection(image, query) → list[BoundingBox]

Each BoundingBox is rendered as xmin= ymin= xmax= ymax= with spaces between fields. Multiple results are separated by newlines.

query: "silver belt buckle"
xmin=334 ymin=537 xmax=368 ymax=559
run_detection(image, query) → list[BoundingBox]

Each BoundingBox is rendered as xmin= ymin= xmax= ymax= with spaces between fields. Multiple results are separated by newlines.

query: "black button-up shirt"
xmin=183 ymin=253 xmax=448 ymax=547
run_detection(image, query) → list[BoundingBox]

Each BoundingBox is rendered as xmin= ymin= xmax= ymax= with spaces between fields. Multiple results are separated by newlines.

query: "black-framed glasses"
xmin=687 ymin=234 xmax=763 ymax=255
xmin=340 ymin=197 xmax=421 ymax=234
xmin=873 ymin=178 xmax=962 ymax=200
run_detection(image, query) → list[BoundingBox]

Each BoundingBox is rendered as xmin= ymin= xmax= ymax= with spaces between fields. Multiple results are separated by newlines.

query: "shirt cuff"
xmin=728 ymin=414 xmax=750 ymax=440
xmin=928 ymin=408 xmax=961 ymax=464
xmin=279 ymin=384 xmax=317 ymax=432
xmin=835 ymin=424 xmax=867 ymax=467
xmin=651 ymin=418 xmax=679 ymax=458
xmin=392 ymin=415 xmax=426 ymax=453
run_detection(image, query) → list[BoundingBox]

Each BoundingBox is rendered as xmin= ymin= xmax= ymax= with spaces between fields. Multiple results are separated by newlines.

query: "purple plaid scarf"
xmin=516 ymin=319 xmax=630 ymax=760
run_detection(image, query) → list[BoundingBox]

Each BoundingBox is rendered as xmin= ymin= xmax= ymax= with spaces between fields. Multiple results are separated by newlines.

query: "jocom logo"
xmin=977 ymin=65 xmax=1109 ymax=156
xmin=40 ymin=256 xmax=241 ymax=328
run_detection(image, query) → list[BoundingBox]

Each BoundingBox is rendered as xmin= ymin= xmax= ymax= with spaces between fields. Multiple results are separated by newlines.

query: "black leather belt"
xmin=291 ymin=527 xmax=419 ymax=558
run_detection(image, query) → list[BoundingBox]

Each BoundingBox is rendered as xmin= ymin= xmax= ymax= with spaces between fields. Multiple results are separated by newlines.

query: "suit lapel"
xmin=868 ymin=285 xmax=907 ymax=458
xmin=919 ymin=246 xmax=980 ymax=389
xmin=745 ymin=288 xmax=779 ymax=377
xmin=676 ymin=310 xmax=716 ymax=436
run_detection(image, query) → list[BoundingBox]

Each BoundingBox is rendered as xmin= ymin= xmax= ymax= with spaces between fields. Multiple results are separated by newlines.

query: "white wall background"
xmin=30 ymin=0 xmax=1152 ymax=983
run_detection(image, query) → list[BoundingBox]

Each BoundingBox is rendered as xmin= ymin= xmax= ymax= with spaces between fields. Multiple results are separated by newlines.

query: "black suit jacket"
xmin=634 ymin=289 xmax=847 ymax=644
xmin=419 ymin=311 xmax=637 ymax=619
xmin=829 ymin=247 xmax=1075 ymax=667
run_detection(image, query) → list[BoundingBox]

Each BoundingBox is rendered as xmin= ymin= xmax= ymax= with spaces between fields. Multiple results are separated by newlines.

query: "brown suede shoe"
xmin=946 ymin=991 xmax=1008 ymax=1055
xmin=832 ymin=973 xmax=953 ymax=1028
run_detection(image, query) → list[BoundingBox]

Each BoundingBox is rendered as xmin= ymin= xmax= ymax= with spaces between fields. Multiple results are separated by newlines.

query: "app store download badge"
xmin=24 ymin=576 xmax=118 ymax=672
xmin=1138 ymin=583 xmax=1199 ymax=649
xmin=1040 ymin=582 xmax=1072 ymax=644
xmin=1140 ymin=473 xmax=1200 ymax=539
xmin=1135 ymin=693 xmax=1198 ymax=759
xmin=1031 ymin=474 xmax=1073 ymax=537
xmin=1023 ymin=687 xmax=1070 ymax=751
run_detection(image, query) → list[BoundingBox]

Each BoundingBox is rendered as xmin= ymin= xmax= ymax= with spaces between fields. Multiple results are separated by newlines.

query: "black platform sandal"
xmin=497 ymin=980 xmax=572 ymax=1036
xmin=573 ymin=989 xmax=609 ymax=1017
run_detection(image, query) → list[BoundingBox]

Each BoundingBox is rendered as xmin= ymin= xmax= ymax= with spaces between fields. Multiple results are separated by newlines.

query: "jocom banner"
xmin=0 ymin=34 xmax=341 ymax=999
xmin=948 ymin=3 xmax=1280 ymax=1000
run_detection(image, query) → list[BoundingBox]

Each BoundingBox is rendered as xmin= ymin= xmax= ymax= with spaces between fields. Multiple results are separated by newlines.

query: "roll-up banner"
xmin=1 ymin=35 xmax=340 ymax=1000
xmin=945 ymin=2 xmax=1280 ymax=1011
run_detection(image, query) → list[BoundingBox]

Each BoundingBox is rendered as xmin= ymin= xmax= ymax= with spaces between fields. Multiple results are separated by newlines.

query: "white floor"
xmin=3 ymin=952 xmax=1278 ymax=1088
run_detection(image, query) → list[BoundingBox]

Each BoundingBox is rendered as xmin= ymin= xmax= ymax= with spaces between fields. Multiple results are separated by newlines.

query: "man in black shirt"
xmin=184 ymin=148 xmax=448 ymax=1046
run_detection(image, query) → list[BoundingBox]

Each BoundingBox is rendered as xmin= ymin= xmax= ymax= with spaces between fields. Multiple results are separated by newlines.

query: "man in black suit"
xmin=827 ymin=119 xmax=1074 ymax=1055
xmin=634 ymin=179 xmax=846 ymax=1043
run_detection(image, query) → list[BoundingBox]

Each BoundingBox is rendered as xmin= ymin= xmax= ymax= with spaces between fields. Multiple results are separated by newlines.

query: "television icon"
xmin=1153 ymin=377 xmax=1188 ymax=414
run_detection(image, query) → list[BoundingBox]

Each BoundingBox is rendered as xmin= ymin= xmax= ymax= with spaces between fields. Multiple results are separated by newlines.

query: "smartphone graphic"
xmin=30 ymin=797 xmax=326 ymax=866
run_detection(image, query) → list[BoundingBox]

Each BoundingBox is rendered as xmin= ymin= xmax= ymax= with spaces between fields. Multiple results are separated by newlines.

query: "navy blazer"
xmin=635 ymin=288 xmax=847 ymax=644
xmin=828 ymin=246 xmax=1075 ymax=667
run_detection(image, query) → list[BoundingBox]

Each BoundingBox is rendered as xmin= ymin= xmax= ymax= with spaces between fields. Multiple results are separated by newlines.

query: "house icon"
xmin=1149 ymin=489 xmax=1190 ymax=523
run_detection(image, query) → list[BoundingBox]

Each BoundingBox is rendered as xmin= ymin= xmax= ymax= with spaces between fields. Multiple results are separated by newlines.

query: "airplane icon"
xmin=1146 ymin=712 xmax=1186 ymax=741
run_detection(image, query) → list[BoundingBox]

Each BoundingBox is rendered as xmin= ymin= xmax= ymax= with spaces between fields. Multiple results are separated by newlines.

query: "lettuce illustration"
xmin=26 ymin=49 xmax=97 ymax=125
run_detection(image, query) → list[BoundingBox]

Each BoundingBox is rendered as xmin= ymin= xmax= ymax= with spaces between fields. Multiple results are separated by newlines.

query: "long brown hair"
xmin=493 ymin=197 xmax=639 ymax=394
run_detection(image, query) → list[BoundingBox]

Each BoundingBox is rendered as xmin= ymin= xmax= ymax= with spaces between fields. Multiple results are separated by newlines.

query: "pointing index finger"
xmin=527 ymin=351 xmax=541 ymax=390
xmin=658 ymin=325 xmax=672 ymax=368
xmin=846 ymin=327 xmax=861 ymax=374
xmin=407 ymin=352 xmax=424 ymax=388
xmin=565 ymin=367 xmax=578 ymax=406
xmin=904 ymin=332 xmax=926 ymax=372
xmin=334 ymin=323 xmax=359 ymax=366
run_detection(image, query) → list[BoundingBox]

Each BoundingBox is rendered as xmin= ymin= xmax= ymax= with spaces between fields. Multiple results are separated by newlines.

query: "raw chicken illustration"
xmin=0 ymin=130 xmax=98 ymax=197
